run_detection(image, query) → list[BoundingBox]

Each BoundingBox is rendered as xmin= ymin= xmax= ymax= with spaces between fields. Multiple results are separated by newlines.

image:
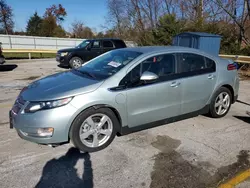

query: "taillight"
xmin=227 ymin=63 xmax=237 ymax=71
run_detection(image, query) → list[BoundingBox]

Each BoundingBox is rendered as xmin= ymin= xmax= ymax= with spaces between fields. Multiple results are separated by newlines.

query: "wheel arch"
xmin=68 ymin=104 xmax=123 ymax=141
xmin=221 ymin=84 xmax=234 ymax=102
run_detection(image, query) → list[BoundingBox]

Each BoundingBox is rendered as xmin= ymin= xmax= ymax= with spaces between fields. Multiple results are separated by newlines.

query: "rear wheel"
xmin=209 ymin=87 xmax=232 ymax=118
xmin=70 ymin=108 xmax=119 ymax=152
xmin=69 ymin=57 xmax=83 ymax=69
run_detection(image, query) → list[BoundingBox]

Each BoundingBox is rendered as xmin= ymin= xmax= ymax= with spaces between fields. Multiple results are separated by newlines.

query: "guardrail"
xmin=3 ymin=49 xmax=57 ymax=53
xmin=219 ymin=54 xmax=250 ymax=64
xmin=3 ymin=49 xmax=250 ymax=64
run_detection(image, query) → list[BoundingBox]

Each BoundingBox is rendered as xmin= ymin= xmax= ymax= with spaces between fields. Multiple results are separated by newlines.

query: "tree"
xmin=40 ymin=4 xmax=67 ymax=37
xmin=40 ymin=15 xmax=57 ymax=37
xmin=152 ymin=14 xmax=184 ymax=45
xmin=44 ymin=4 xmax=67 ymax=24
xmin=53 ymin=25 xmax=66 ymax=37
xmin=26 ymin=12 xmax=43 ymax=36
xmin=0 ymin=0 xmax=14 ymax=34
xmin=71 ymin=20 xmax=94 ymax=38
xmin=95 ymin=32 xmax=105 ymax=38
xmin=214 ymin=0 xmax=250 ymax=47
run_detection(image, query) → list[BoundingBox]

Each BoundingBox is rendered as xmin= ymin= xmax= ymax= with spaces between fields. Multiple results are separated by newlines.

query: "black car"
xmin=56 ymin=38 xmax=127 ymax=69
xmin=0 ymin=42 xmax=5 ymax=65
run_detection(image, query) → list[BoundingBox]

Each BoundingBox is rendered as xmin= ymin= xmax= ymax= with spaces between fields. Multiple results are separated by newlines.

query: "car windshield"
xmin=76 ymin=40 xmax=91 ymax=48
xmin=77 ymin=50 xmax=143 ymax=80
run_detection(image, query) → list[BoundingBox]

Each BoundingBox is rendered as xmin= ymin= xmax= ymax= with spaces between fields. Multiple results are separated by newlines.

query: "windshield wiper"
xmin=75 ymin=69 xmax=96 ymax=79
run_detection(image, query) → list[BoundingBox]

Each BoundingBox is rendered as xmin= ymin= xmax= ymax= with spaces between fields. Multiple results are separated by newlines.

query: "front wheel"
xmin=69 ymin=108 xmax=119 ymax=152
xmin=209 ymin=87 xmax=232 ymax=118
xmin=69 ymin=57 xmax=83 ymax=69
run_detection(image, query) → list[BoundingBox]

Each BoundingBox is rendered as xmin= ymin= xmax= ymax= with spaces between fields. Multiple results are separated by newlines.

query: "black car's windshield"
xmin=78 ymin=50 xmax=143 ymax=80
xmin=76 ymin=40 xmax=91 ymax=48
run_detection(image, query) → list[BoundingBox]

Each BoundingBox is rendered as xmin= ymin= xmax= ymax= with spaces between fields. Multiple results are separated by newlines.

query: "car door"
xmin=176 ymin=53 xmax=217 ymax=114
xmin=119 ymin=53 xmax=182 ymax=128
xmin=102 ymin=40 xmax=115 ymax=54
xmin=85 ymin=40 xmax=102 ymax=61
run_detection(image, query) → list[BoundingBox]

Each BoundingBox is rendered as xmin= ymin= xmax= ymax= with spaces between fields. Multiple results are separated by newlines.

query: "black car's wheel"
xmin=69 ymin=57 xmax=83 ymax=69
xmin=209 ymin=87 xmax=232 ymax=118
xmin=69 ymin=107 xmax=119 ymax=152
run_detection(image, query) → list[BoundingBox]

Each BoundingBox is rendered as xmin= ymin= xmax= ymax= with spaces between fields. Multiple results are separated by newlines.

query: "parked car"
xmin=10 ymin=46 xmax=239 ymax=152
xmin=56 ymin=38 xmax=127 ymax=69
xmin=0 ymin=42 xmax=5 ymax=65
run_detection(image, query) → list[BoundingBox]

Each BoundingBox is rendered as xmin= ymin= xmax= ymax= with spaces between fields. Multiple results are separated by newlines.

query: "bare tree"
xmin=214 ymin=0 xmax=250 ymax=46
xmin=0 ymin=0 xmax=14 ymax=34
xmin=71 ymin=20 xmax=94 ymax=38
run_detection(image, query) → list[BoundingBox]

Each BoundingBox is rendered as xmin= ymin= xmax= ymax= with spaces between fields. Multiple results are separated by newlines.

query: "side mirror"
xmin=140 ymin=71 xmax=159 ymax=81
xmin=86 ymin=45 xmax=91 ymax=51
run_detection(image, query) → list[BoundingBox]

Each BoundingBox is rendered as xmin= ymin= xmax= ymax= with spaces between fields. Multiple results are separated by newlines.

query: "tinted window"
xmin=92 ymin=41 xmax=100 ymax=48
xmin=119 ymin=54 xmax=176 ymax=88
xmin=78 ymin=50 xmax=142 ymax=80
xmin=179 ymin=53 xmax=206 ymax=73
xmin=114 ymin=40 xmax=126 ymax=48
xmin=205 ymin=57 xmax=216 ymax=71
xmin=103 ymin=40 xmax=114 ymax=48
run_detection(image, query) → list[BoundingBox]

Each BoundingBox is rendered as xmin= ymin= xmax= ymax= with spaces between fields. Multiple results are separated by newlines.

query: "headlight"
xmin=61 ymin=52 xmax=68 ymax=56
xmin=24 ymin=97 xmax=73 ymax=113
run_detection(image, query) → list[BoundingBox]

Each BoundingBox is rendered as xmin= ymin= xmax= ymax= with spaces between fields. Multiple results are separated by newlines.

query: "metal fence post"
xmin=8 ymin=35 xmax=12 ymax=49
xmin=34 ymin=37 xmax=36 ymax=49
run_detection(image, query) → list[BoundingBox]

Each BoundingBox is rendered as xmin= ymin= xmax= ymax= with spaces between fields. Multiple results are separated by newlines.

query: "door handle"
xmin=170 ymin=81 xmax=180 ymax=87
xmin=208 ymin=74 xmax=215 ymax=79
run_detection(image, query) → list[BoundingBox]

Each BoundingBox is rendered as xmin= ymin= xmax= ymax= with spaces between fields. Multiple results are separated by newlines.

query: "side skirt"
xmin=119 ymin=105 xmax=210 ymax=136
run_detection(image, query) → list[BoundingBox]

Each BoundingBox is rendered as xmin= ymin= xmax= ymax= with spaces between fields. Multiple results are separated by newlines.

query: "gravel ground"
xmin=0 ymin=59 xmax=250 ymax=188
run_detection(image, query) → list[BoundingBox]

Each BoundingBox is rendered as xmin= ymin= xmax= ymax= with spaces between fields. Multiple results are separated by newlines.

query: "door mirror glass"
xmin=140 ymin=71 xmax=159 ymax=81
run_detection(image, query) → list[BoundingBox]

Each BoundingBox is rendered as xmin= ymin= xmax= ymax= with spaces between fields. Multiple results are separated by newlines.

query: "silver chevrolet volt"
xmin=10 ymin=46 xmax=239 ymax=152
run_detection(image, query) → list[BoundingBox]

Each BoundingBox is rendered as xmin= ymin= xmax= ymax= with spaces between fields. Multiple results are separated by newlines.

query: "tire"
xmin=209 ymin=87 xmax=232 ymax=118
xmin=69 ymin=57 xmax=83 ymax=69
xmin=69 ymin=107 xmax=119 ymax=152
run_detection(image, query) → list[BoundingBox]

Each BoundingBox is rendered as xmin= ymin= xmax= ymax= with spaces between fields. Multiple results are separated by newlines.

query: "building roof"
xmin=176 ymin=32 xmax=221 ymax=38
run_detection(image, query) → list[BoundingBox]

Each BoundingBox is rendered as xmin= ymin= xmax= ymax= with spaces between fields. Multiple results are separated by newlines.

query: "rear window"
xmin=103 ymin=40 xmax=114 ymax=48
xmin=113 ymin=40 xmax=126 ymax=48
xmin=205 ymin=57 xmax=216 ymax=72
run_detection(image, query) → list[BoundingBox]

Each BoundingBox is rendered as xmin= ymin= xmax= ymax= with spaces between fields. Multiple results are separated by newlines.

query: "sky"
xmin=7 ymin=0 xmax=109 ymax=32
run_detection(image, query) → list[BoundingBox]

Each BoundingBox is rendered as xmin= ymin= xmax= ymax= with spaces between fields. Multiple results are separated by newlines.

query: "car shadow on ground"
xmin=0 ymin=64 xmax=18 ymax=72
xmin=234 ymin=115 xmax=250 ymax=124
xmin=35 ymin=147 xmax=93 ymax=188
xmin=236 ymin=100 xmax=250 ymax=106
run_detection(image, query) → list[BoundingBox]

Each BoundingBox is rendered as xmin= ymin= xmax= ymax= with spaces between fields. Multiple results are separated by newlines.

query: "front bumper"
xmin=56 ymin=54 xmax=70 ymax=67
xmin=10 ymin=101 xmax=78 ymax=144
xmin=0 ymin=56 xmax=5 ymax=64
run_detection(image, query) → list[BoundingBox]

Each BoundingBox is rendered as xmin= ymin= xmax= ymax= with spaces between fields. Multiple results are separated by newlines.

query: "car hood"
xmin=57 ymin=48 xmax=77 ymax=53
xmin=21 ymin=71 xmax=103 ymax=101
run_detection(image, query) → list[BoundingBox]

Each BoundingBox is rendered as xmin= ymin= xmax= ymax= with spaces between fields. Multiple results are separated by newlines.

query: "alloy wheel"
xmin=72 ymin=59 xmax=82 ymax=68
xmin=79 ymin=113 xmax=113 ymax=148
xmin=214 ymin=92 xmax=230 ymax=115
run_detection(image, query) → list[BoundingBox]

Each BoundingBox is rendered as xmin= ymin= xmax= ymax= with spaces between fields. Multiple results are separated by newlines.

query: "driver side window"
xmin=91 ymin=40 xmax=100 ymax=48
xmin=119 ymin=53 xmax=176 ymax=88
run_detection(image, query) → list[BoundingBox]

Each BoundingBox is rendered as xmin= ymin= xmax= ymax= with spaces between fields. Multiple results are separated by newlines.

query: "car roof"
xmin=88 ymin=38 xmax=124 ymax=41
xmin=118 ymin=46 xmax=216 ymax=56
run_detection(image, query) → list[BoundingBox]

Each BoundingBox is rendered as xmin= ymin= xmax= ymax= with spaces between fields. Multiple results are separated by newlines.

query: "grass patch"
xmin=3 ymin=52 xmax=56 ymax=60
